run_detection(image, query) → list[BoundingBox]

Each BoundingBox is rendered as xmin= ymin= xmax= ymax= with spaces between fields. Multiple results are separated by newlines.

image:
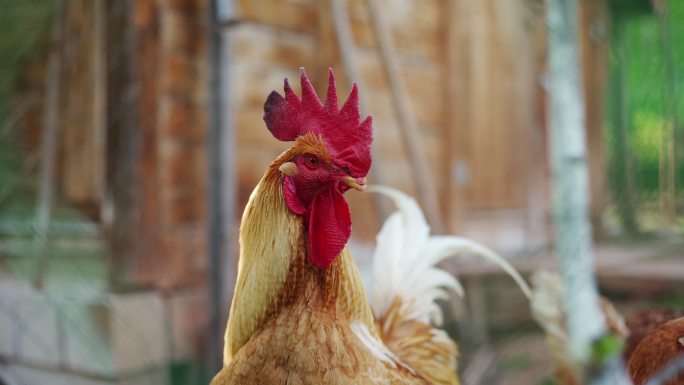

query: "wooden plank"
xmin=131 ymin=0 xmax=163 ymax=288
xmin=33 ymin=0 xmax=65 ymax=288
xmin=156 ymin=2 xmax=210 ymax=289
xmin=580 ymin=0 xmax=609 ymax=237
xmin=459 ymin=0 xmax=534 ymax=210
xmin=233 ymin=0 xmax=318 ymax=34
xmin=316 ymin=0 xmax=343 ymax=88
xmin=524 ymin=0 xmax=551 ymax=251
xmin=446 ymin=0 xmax=472 ymax=232
xmin=347 ymin=0 xmax=445 ymax=63
xmin=93 ymin=0 xmax=107 ymax=221
xmin=231 ymin=24 xmax=317 ymax=71
xmin=60 ymin=0 xmax=102 ymax=211
xmin=106 ymin=0 xmax=143 ymax=289
xmin=366 ymin=0 xmax=445 ymax=232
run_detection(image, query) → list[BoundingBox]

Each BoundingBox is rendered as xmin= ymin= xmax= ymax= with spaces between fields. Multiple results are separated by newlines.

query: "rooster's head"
xmin=263 ymin=67 xmax=372 ymax=269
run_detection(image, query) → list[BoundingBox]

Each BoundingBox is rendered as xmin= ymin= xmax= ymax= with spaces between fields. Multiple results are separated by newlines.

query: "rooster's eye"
xmin=305 ymin=156 xmax=320 ymax=170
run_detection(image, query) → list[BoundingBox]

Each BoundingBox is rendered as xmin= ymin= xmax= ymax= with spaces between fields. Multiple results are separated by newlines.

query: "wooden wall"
xmin=445 ymin=0 xmax=552 ymax=251
xmin=115 ymin=0 xmax=210 ymax=289
xmin=227 ymin=0 xmax=579 ymax=253
xmin=230 ymin=0 xmax=457 ymax=243
xmin=12 ymin=0 xmax=211 ymax=289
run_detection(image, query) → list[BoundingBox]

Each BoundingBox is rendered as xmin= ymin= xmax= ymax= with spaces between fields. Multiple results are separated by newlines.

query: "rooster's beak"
xmin=341 ymin=176 xmax=367 ymax=191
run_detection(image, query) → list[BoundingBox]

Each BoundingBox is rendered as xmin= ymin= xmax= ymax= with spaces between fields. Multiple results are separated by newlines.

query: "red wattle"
xmin=308 ymin=187 xmax=351 ymax=269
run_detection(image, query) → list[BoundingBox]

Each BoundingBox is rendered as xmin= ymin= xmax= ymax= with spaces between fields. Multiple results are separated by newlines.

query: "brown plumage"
xmin=625 ymin=309 xmax=684 ymax=361
xmin=628 ymin=316 xmax=684 ymax=385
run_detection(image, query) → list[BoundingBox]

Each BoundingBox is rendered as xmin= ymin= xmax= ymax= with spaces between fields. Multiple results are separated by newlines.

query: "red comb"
xmin=263 ymin=68 xmax=373 ymax=177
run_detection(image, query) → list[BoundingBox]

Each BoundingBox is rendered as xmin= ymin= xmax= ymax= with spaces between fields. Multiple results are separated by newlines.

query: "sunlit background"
xmin=0 ymin=0 xmax=682 ymax=384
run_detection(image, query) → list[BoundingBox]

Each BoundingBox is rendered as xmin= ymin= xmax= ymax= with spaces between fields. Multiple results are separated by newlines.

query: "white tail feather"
xmin=367 ymin=185 xmax=531 ymax=325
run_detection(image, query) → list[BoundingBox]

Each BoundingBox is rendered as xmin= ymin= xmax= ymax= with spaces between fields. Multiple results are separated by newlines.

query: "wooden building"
xmin=228 ymin=0 xmax=611 ymax=254
xmin=0 ymin=1 xmax=211 ymax=384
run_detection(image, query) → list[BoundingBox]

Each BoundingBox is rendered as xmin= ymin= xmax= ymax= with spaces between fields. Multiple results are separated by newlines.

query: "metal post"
xmin=207 ymin=0 xmax=236 ymax=375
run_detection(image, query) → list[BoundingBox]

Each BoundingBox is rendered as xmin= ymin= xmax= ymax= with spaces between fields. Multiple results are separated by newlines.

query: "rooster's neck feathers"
xmin=224 ymin=161 xmax=373 ymax=365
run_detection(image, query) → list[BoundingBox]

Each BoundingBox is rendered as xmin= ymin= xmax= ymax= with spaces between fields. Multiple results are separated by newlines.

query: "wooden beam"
xmin=93 ymin=0 xmax=107 ymax=221
xmin=33 ymin=0 xmax=65 ymax=289
xmin=580 ymin=0 xmax=610 ymax=238
xmin=365 ymin=0 xmax=445 ymax=233
xmin=445 ymin=0 xmax=470 ymax=232
xmin=105 ymin=0 xmax=145 ymax=289
xmin=208 ymin=0 xmax=236 ymax=373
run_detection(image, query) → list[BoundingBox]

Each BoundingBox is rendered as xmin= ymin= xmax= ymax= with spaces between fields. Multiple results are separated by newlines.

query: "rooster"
xmin=211 ymin=68 xmax=530 ymax=385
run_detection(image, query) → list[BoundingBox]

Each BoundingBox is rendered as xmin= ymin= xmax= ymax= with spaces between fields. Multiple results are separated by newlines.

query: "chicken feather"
xmin=366 ymin=185 xmax=532 ymax=385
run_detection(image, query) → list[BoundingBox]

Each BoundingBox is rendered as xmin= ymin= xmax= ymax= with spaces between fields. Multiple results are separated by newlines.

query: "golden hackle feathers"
xmin=224 ymin=163 xmax=303 ymax=363
xmin=223 ymin=143 xmax=375 ymax=366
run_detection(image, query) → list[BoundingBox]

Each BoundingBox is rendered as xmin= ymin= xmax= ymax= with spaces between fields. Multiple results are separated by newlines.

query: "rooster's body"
xmin=212 ymin=69 xmax=529 ymax=385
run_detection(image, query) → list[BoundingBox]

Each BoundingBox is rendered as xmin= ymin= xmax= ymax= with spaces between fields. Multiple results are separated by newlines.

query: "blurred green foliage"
xmin=590 ymin=334 xmax=624 ymax=366
xmin=624 ymin=0 xmax=683 ymax=193
xmin=606 ymin=0 xmax=683 ymax=232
